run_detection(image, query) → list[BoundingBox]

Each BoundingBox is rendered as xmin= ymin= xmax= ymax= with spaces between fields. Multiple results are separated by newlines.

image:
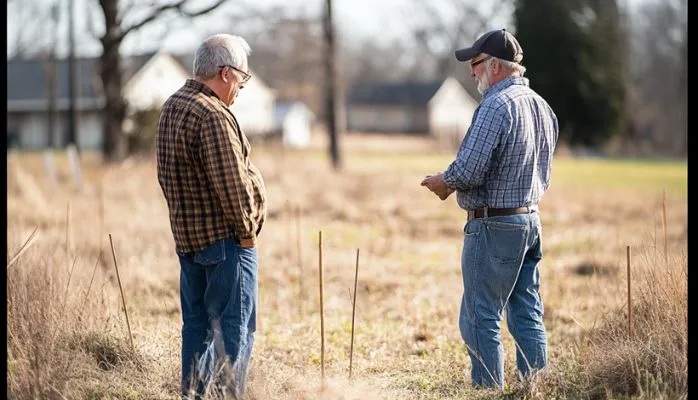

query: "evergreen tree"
xmin=514 ymin=0 xmax=626 ymax=147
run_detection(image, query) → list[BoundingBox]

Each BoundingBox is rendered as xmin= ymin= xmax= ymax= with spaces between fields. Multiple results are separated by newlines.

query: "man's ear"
xmin=220 ymin=67 xmax=230 ymax=83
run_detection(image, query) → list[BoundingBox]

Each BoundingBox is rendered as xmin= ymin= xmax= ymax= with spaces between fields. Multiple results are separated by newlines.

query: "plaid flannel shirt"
xmin=156 ymin=79 xmax=266 ymax=254
xmin=443 ymin=76 xmax=558 ymax=210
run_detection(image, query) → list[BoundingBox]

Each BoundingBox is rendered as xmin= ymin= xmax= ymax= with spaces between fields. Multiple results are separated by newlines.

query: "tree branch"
xmin=120 ymin=0 xmax=227 ymax=40
xmin=86 ymin=0 xmax=104 ymax=39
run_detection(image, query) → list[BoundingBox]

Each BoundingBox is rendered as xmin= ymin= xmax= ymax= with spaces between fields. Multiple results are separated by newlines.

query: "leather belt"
xmin=467 ymin=206 xmax=536 ymax=221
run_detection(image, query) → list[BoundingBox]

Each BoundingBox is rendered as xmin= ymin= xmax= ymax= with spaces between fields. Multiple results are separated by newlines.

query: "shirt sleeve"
xmin=199 ymin=111 xmax=258 ymax=240
xmin=443 ymin=102 xmax=509 ymax=190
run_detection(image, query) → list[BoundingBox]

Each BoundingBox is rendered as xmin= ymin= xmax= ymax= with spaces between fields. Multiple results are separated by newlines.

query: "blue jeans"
xmin=178 ymin=238 xmax=258 ymax=399
xmin=458 ymin=212 xmax=548 ymax=389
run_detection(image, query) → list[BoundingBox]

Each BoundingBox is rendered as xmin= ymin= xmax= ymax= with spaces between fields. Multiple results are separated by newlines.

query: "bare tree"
xmin=245 ymin=15 xmax=326 ymax=117
xmin=242 ymin=5 xmax=345 ymax=168
xmin=8 ymin=0 xmax=60 ymax=148
xmin=89 ymin=0 xmax=229 ymax=161
xmin=46 ymin=3 xmax=61 ymax=149
xmin=7 ymin=0 xmax=47 ymax=60
xmin=627 ymin=0 xmax=686 ymax=156
xmin=341 ymin=38 xmax=435 ymax=85
xmin=323 ymin=0 xmax=342 ymax=169
xmin=408 ymin=0 xmax=514 ymax=82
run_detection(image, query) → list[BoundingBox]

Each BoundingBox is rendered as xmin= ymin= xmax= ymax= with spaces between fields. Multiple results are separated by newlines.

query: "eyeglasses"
xmin=219 ymin=65 xmax=252 ymax=85
xmin=469 ymin=55 xmax=491 ymax=70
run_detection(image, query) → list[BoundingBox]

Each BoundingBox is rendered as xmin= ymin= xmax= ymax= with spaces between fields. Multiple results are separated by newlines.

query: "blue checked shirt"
xmin=443 ymin=76 xmax=558 ymax=210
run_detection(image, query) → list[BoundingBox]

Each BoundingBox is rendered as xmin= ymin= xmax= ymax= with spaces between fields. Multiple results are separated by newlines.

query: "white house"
xmin=122 ymin=52 xmax=191 ymax=111
xmin=427 ymin=77 xmax=480 ymax=139
xmin=347 ymin=76 xmax=479 ymax=139
xmin=7 ymin=51 xmax=277 ymax=150
xmin=273 ymin=101 xmax=315 ymax=148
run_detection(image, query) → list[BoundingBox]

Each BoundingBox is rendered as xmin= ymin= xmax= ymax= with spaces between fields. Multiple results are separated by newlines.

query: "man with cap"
xmin=421 ymin=29 xmax=559 ymax=389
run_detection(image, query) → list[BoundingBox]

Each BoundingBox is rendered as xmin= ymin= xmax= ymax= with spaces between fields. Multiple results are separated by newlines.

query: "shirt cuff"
xmin=443 ymin=168 xmax=458 ymax=189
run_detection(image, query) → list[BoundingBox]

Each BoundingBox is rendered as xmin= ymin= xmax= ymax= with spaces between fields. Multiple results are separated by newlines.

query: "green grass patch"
xmin=261 ymin=148 xmax=687 ymax=198
xmin=552 ymin=157 xmax=687 ymax=197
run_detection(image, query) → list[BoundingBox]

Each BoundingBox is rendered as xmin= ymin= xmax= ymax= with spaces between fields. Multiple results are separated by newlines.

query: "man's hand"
xmin=239 ymin=237 xmax=256 ymax=248
xmin=421 ymin=172 xmax=455 ymax=201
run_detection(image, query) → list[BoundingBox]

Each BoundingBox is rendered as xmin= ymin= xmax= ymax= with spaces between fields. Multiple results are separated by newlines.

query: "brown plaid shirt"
xmin=156 ymin=79 xmax=267 ymax=254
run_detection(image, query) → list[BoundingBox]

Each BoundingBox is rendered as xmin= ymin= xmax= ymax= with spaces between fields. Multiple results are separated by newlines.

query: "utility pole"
xmin=323 ymin=0 xmax=342 ymax=170
xmin=67 ymin=0 xmax=79 ymax=151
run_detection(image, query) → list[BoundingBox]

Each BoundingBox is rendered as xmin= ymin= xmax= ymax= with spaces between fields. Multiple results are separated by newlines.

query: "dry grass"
xmin=6 ymin=137 xmax=687 ymax=400
xmin=521 ymin=248 xmax=687 ymax=400
xmin=580 ymin=248 xmax=687 ymax=399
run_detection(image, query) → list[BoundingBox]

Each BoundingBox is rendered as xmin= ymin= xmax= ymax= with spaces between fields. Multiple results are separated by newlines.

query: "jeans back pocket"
xmin=483 ymin=219 xmax=527 ymax=264
xmin=193 ymin=239 xmax=227 ymax=266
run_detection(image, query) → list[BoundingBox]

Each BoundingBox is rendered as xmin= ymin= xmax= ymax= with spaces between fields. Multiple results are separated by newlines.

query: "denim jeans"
xmin=458 ymin=212 xmax=548 ymax=389
xmin=178 ymin=238 xmax=258 ymax=399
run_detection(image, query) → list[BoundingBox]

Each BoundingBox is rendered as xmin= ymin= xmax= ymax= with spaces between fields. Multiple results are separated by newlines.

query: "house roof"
xmin=8 ymin=57 xmax=99 ymax=102
xmin=7 ymin=51 xmax=274 ymax=113
xmin=348 ymin=80 xmax=443 ymax=106
xmin=7 ymin=53 xmax=157 ymax=102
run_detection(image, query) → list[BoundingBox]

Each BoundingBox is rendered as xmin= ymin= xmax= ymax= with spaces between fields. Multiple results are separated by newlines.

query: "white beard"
xmin=476 ymin=67 xmax=492 ymax=94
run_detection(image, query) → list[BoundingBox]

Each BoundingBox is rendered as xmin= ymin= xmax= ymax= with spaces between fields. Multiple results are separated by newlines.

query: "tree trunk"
xmin=47 ymin=55 xmax=57 ymax=148
xmin=67 ymin=0 xmax=79 ymax=151
xmin=99 ymin=0 xmax=127 ymax=162
xmin=100 ymin=42 xmax=127 ymax=161
xmin=95 ymin=0 xmax=228 ymax=161
xmin=323 ymin=0 xmax=342 ymax=170
xmin=678 ymin=0 xmax=687 ymax=156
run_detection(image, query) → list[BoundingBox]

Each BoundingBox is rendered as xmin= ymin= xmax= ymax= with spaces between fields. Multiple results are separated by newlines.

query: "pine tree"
xmin=514 ymin=0 xmax=626 ymax=148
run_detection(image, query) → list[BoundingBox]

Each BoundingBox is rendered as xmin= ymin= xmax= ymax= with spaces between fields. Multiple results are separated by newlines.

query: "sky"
xmin=143 ymin=0 xmax=424 ymax=55
xmin=7 ymin=0 xmax=455 ymax=57
xmin=7 ymin=0 xmax=647 ymax=59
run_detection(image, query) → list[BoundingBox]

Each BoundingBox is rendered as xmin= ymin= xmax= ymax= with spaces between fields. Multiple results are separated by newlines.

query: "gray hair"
xmin=485 ymin=56 xmax=527 ymax=76
xmin=193 ymin=34 xmax=252 ymax=80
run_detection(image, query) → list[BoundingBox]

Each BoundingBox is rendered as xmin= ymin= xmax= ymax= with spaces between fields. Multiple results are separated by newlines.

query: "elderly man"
xmin=156 ymin=33 xmax=266 ymax=399
xmin=421 ymin=29 xmax=559 ymax=389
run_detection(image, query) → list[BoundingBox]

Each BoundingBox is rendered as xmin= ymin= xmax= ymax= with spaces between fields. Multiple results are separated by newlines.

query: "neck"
xmin=196 ymin=77 xmax=229 ymax=105
xmin=491 ymin=71 xmax=520 ymax=86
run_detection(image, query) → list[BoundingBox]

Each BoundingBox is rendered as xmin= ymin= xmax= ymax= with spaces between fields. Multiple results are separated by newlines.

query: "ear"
xmin=492 ymin=58 xmax=501 ymax=75
xmin=220 ymin=67 xmax=231 ymax=83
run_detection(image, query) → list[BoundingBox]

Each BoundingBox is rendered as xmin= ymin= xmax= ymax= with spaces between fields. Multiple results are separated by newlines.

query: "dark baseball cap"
xmin=455 ymin=29 xmax=523 ymax=64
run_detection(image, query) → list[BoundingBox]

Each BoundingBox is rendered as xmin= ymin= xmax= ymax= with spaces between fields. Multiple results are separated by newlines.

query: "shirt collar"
xmin=185 ymin=79 xmax=222 ymax=101
xmin=482 ymin=75 xmax=529 ymax=99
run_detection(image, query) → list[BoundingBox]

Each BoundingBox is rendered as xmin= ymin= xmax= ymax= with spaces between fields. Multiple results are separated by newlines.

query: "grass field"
xmin=6 ymin=136 xmax=687 ymax=399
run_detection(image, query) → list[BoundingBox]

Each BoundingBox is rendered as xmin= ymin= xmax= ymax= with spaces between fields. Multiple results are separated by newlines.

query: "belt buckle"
xmin=482 ymin=207 xmax=488 ymax=218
